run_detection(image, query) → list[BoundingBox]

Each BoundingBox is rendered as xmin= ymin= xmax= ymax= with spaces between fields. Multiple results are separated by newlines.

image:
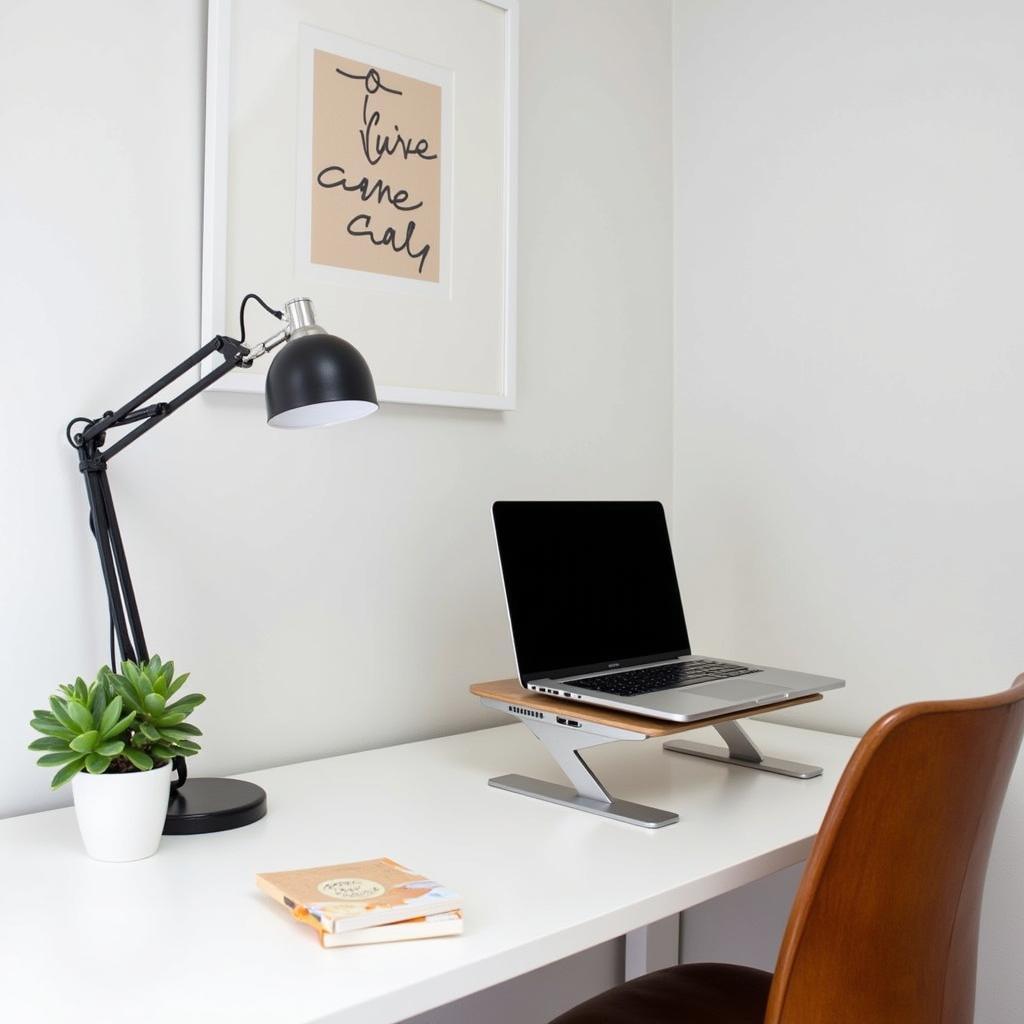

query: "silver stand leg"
xmin=482 ymin=701 xmax=679 ymax=828
xmin=663 ymin=719 xmax=822 ymax=779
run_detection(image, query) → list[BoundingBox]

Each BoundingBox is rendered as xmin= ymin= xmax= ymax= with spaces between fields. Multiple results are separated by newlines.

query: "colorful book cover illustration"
xmin=256 ymin=857 xmax=461 ymax=935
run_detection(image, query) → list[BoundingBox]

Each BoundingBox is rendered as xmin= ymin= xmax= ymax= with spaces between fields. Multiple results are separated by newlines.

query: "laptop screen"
xmin=492 ymin=501 xmax=690 ymax=681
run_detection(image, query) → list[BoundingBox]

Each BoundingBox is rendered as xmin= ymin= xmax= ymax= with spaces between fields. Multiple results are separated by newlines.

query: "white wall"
xmin=0 ymin=0 xmax=673 ymax=820
xmin=672 ymin=2 xmax=1024 ymax=1020
xmin=0 ymin=1 xmax=672 ymax=1019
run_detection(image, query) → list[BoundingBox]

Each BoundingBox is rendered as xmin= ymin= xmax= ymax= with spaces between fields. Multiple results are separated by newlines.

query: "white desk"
xmin=0 ymin=720 xmax=858 ymax=1024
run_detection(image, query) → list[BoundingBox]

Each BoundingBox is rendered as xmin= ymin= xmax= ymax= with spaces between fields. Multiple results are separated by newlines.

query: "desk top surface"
xmin=0 ymin=719 xmax=858 ymax=1024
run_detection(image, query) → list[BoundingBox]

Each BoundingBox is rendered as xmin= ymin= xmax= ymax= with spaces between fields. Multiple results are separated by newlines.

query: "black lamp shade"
xmin=265 ymin=331 xmax=378 ymax=428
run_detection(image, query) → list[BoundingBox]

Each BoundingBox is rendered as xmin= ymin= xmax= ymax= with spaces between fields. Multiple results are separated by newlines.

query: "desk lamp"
xmin=66 ymin=296 xmax=377 ymax=834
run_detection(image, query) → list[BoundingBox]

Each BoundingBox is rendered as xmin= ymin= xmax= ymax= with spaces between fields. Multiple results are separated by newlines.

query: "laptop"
xmin=492 ymin=500 xmax=844 ymax=723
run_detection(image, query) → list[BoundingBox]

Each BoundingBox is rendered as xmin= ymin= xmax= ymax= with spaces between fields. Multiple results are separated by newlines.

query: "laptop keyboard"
xmin=575 ymin=660 xmax=760 ymax=697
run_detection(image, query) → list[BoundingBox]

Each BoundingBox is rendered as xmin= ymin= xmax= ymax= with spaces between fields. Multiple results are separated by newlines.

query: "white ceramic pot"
xmin=71 ymin=761 xmax=171 ymax=862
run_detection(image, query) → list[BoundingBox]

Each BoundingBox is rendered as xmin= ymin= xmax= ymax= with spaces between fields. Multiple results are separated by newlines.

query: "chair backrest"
xmin=765 ymin=675 xmax=1024 ymax=1024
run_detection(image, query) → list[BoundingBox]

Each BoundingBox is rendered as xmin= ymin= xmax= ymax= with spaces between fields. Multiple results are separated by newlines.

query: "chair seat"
xmin=550 ymin=963 xmax=773 ymax=1024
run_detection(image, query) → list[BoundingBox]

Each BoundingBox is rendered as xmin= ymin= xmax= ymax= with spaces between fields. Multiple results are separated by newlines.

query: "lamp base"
xmin=163 ymin=777 xmax=267 ymax=835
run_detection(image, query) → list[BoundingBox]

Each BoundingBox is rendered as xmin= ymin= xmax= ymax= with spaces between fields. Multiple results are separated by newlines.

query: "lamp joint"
xmin=240 ymin=328 xmax=289 ymax=365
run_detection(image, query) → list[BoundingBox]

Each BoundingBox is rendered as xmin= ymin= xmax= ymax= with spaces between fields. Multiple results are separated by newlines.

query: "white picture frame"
xmin=201 ymin=0 xmax=518 ymax=411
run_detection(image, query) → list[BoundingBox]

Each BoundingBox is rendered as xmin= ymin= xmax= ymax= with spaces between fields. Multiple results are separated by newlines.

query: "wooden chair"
xmin=551 ymin=675 xmax=1024 ymax=1024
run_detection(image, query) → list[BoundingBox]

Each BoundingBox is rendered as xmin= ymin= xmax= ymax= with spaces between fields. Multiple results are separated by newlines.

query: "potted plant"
xmin=28 ymin=656 xmax=206 ymax=862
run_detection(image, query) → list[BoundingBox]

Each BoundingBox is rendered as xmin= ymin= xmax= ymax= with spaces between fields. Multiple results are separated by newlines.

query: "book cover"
xmin=319 ymin=910 xmax=463 ymax=948
xmin=256 ymin=857 xmax=460 ymax=935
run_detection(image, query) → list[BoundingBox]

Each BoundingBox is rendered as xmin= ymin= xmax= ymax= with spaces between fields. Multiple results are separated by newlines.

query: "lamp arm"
xmin=65 ymin=335 xmax=253 ymax=680
xmin=66 ymin=321 xmax=283 ymax=649
xmin=66 ymin=299 xmax=294 ymax=678
xmin=73 ymin=335 xmax=247 ymax=461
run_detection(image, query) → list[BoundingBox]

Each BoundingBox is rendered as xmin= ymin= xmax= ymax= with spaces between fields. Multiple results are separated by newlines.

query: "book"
xmin=256 ymin=857 xmax=461 ymax=935
xmin=319 ymin=910 xmax=463 ymax=948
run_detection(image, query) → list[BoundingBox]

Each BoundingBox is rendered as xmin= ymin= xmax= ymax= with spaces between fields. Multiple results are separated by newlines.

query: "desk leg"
xmin=624 ymin=917 xmax=681 ymax=981
xmin=486 ymin=715 xmax=679 ymax=828
xmin=622 ymin=925 xmax=647 ymax=978
xmin=624 ymin=927 xmax=649 ymax=981
xmin=664 ymin=720 xmax=822 ymax=779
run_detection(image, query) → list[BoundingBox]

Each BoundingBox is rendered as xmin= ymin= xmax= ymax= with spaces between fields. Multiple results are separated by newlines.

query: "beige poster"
xmin=310 ymin=49 xmax=443 ymax=283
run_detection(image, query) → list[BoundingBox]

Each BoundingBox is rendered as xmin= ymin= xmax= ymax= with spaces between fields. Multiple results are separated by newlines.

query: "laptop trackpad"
xmin=689 ymin=679 xmax=789 ymax=703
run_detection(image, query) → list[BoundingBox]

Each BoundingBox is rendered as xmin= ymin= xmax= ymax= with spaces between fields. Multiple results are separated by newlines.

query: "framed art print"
xmin=201 ymin=0 xmax=518 ymax=410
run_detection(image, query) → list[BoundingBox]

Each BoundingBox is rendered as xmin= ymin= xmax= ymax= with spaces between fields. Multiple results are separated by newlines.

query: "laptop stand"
xmin=471 ymin=680 xmax=824 ymax=828
xmin=481 ymin=704 xmax=678 ymax=828
xmin=663 ymin=720 xmax=823 ymax=779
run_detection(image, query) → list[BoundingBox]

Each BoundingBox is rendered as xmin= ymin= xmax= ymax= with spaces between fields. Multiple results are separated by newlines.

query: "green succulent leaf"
xmin=97 ymin=695 xmax=123 ymax=738
xmin=69 ymin=730 xmax=99 ymax=754
xmin=28 ymin=736 xmax=69 ymax=752
xmin=143 ymin=692 xmax=166 ymax=716
xmin=155 ymin=712 xmax=187 ymax=727
xmin=159 ymin=727 xmax=201 ymax=742
xmin=151 ymin=661 xmax=171 ymax=694
xmin=139 ymin=721 xmax=160 ymax=742
xmin=64 ymin=700 xmax=94 ymax=733
xmin=92 ymin=684 xmax=107 ymax=722
xmin=150 ymin=744 xmax=176 ymax=761
xmin=30 ymin=719 xmax=75 ymax=740
xmin=85 ymin=753 xmax=112 ymax=774
xmin=37 ymin=750 xmax=83 ymax=767
xmin=167 ymin=673 xmax=190 ymax=698
xmin=170 ymin=740 xmax=201 ymax=756
xmin=122 ymin=747 xmax=153 ymax=772
xmin=165 ymin=693 xmax=205 ymax=715
xmin=165 ymin=721 xmax=202 ymax=737
xmin=102 ymin=711 xmax=136 ymax=741
xmin=115 ymin=675 xmax=140 ymax=705
xmin=95 ymin=740 xmax=125 ymax=757
xmin=51 ymin=757 xmax=86 ymax=788
xmin=125 ymin=661 xmax=152 ymax=696
xmin=111 ymin=678 xmax=144 ymax=714
xmin=48 ymin=696 xmax=79 ymax=733
xmin=73 ymin=678 xmax=88 ymax=703
xmin=33 ymin=709 xmax=57 ymax=722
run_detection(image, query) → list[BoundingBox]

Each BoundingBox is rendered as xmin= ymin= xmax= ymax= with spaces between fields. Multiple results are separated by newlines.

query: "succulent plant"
xmin=29 ymin=676 xmax=137 ymax=788
xmin=104 ymin=656 xmax=205 ymax=765
xmin=28 ymin=656 xmax=205 ymax=789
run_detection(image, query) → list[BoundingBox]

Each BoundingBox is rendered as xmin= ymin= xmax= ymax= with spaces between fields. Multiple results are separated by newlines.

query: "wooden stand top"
xmin=470 ymin=678 xmax=823 ymax=738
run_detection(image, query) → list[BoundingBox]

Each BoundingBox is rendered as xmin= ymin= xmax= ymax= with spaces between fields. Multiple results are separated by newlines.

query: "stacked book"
xmin=257 ymin=857 xmax=462 ymax=948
